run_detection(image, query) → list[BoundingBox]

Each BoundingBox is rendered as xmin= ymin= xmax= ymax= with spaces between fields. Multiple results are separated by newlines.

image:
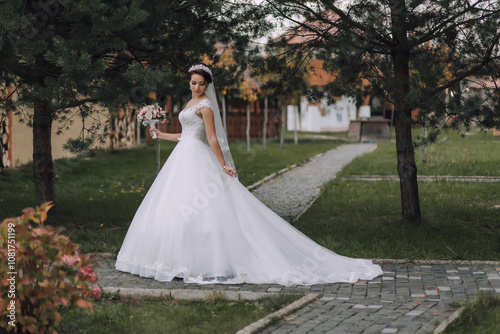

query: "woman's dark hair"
xmin=188 ymin=63 xmax=213 ymax=84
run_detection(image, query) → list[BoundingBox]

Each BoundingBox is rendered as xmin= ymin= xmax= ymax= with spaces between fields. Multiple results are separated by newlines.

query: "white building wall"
xmin=298 ymin=105 xmax=321 ymax=132
xmin=358 ymin=105 xmax=371 ymax=119
xmin=289 ymin=96 xmax=360 ymax=132
xmin=286 ymin=105 xmax=301 ymax=131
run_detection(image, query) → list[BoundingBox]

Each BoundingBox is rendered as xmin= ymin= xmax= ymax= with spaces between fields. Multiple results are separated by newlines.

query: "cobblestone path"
xmin=252 ymin=144 xmax=377 ymax=221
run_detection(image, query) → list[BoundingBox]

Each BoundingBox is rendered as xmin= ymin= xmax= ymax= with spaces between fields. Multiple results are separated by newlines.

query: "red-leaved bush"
xmin=0 ymin=202 xmax=101 ymax=334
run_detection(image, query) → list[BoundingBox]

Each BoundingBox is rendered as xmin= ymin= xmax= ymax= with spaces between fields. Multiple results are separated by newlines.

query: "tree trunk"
xmin=391 ymin=0 xmax=421 ymax=222
xmin=155 ymin=136 xmax=161 ymax=176
xmin=246 ymin=101 xmax=251 ymax=153
xmin=1 ymin=86 xmax=13 ymax=169
xmin=263 ymin=96 xmax=268 ymax=150
xmin=280 ymin=101 xmax=286 ymax=149
xmin=222 ymin=94 xmax=227 ymax=133
xmin=422 ymin=125 xmax=428 ymax=163
xmin=33 ymin=99 xmax=57 ymax=209
xmin=294 ymin=105 xmax=298 ymax=145
xmin=393 ymin=105 xmax=421 ymax=221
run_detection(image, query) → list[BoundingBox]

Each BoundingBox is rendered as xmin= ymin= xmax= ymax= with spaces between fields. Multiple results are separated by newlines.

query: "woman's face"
xmin=189 ymin=73 xmax=208 ymax=97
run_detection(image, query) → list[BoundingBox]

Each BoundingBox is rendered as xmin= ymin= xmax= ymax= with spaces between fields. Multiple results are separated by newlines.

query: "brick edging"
xmin=372 ymin=258 xmax=500 ymax=265
xmin=433 ymin=307 xmax=465 ymax=334
xmin=339 ymin=175 xmax=500 ymax=182
xmin=236 ymin=293 xmax=321 ymax=334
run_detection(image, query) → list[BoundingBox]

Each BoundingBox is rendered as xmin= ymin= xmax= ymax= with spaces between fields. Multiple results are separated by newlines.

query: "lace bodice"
xmin=178 ymin=99 xmax=212 ymax=143
xmin=178 ymin=98 xmax=233 ymax=169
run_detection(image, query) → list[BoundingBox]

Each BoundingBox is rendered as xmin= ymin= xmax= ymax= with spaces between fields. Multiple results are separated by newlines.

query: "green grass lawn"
xmin=0 ymin=138 xmax=341 ymax=254
xmin=295 ymin=179 xmax=500 ymax=260
xmin=443 ymin=293 xmax=500 ymax=334
xmin=60 ymin=292 xmax=302 ymax=334
xmin=340 ymin=129 xmax=500 ymax=176
xmin=295 ymin=129 xmax=500 ymax=261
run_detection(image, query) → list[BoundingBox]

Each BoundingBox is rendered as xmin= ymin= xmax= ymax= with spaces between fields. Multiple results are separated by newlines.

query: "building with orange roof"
xmin=280 ymin=14 xmax=393 ymax=133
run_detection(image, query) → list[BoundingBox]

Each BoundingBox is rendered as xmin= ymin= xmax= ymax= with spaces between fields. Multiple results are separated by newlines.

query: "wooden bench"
xmin=347 ymin=118 xmax=391 ymax=142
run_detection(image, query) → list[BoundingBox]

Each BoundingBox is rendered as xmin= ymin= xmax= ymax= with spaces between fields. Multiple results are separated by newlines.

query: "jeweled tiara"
xmin=188 ymin=64 xmax=213 ymax=78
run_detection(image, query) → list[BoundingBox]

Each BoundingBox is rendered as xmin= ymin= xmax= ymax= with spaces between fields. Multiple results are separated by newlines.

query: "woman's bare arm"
xmin=199 ymin=107 xmax=237 ymax=177
xmin=149 ymin=128 xmax=182 ymax=142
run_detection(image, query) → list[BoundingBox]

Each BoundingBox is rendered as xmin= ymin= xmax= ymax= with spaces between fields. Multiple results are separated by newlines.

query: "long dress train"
xmin=115 ymin=99 xmax=382 ymax=286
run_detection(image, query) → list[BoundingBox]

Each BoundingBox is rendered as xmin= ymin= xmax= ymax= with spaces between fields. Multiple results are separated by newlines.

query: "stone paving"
xmin=94 ymin=257 xmax=500 ymax=333
xmin=93 ymin=143 xmax=500 ymax=333
xmin=340 ymin=175 xmax=500 ymax=182
xmin=258 ymin=262 xmax=500 ymax=334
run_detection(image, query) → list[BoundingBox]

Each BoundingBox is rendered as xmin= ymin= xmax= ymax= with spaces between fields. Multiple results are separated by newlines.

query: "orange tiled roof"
xmin=308 ymin=59 xmax=337 ymax=86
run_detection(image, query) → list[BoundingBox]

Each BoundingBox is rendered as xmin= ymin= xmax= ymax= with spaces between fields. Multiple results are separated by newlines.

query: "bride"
xmin=115 ymin=63 xmax=382 ymax=286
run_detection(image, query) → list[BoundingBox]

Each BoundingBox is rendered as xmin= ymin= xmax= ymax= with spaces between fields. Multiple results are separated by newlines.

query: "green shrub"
xmin=0 ymin=202 xmax=100 ymax=334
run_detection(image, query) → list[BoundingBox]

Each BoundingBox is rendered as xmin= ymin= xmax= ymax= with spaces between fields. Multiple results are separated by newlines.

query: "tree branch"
xmin=317 ymin=0 xmax=393 ymax=46
xmin=428 ymin=34 xmax=500 ymax=95
xmin=412 ymin=1 xmax=496 ymax=48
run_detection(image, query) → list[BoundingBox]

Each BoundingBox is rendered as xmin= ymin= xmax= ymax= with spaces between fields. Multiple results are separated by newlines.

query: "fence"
xmin=161 ymin=112 xmax=283 ymax=140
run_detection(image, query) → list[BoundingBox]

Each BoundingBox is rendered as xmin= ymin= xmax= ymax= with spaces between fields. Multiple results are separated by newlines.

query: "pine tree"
xmin=261 ymin=0 xmax=500 ymax=222
xmin=0 ymin=0 xmax=268 ymax=210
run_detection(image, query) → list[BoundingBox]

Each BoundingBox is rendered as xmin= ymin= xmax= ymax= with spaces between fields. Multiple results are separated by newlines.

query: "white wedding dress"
xmin=115 ymin=99 xmax=382 ymax=286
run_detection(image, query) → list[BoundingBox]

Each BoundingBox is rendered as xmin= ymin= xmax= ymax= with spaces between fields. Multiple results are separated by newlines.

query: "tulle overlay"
xmin=116 ymin=100 xmax=382 ymax=286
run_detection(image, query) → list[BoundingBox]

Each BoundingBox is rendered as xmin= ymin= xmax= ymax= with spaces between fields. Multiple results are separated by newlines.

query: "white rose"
xmin=145 ymin=111 xmax=153 ymax=120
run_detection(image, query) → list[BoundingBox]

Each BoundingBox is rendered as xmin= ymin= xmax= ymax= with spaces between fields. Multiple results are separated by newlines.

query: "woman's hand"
xmin=149 ymin=127 xmax=161 ymax=139
xmin=223 ymin=166 xmax=237 ymax=177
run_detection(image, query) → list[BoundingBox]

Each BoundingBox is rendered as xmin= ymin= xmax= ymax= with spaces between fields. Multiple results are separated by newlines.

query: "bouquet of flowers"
xmin=137 ymin=103 xmax=167 ymax=139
